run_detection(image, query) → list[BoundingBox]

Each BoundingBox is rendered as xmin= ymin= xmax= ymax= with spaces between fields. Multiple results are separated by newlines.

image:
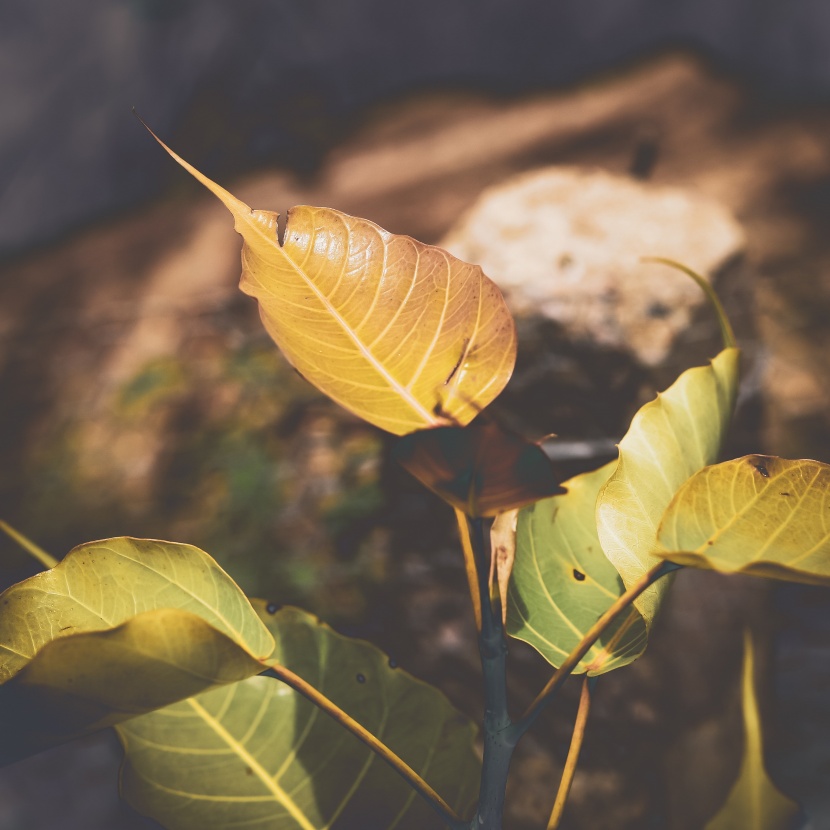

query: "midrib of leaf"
xmin=185 ymin=696 xmax=317 ymax=830
xmin=247 ymin=212 xmax=439 ymax=426
xmin=102 ymin=543 xmax=253 ymax=651
xmin=527 ymin=525 xmax=586 ymax=643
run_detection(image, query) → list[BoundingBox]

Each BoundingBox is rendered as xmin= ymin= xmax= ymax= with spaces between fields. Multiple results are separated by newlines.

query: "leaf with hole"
xmin=596 ymin=347 xmax=740 ymax=622
xmin=658 ymin=455 xmax=830 ymax=585
xmin=507 ymin=461 xmax=648 ymax=675
xmin=152 ymin=136 xmax=517 ymax=435
xmin=118 ymin=602 xmax=479 ymax=830
xmin=703 ymin=632 xmax=798 ymax=830
xmin=0 ymin=538 xmax=273 ymax=764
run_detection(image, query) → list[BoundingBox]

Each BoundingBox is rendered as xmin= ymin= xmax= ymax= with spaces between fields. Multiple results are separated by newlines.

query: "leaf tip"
xmin=134 ymin=111 xmax=251 ymax=219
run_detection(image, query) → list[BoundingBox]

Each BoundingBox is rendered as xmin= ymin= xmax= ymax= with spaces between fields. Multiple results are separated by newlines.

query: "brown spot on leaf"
xmin=444 ymin=339 xmax=469 ymax=385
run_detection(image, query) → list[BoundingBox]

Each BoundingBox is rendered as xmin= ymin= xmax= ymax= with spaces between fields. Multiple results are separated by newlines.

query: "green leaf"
xmin=118 ymin=603 xmax=479 ymax=830
xmin=703 ymin=632 xmax=798 ymax=830
xmin=507 ymin=462 xmax=648 ymax=675
xmin=658 ymin=455 xmax=830 ymax=585
xmin=596 ymin=347 xmax=740 ymax=621
xmin=0 ymin=538 xmax=273 ymax=763
xmin=151 ymin=134 xmax=517 ymax=436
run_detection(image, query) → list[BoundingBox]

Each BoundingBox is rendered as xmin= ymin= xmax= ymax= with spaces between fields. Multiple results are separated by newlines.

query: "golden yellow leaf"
xmin=658 ymin=455 xmax=830 ymax=585
xmin=152 ymin=134 xmax=516 ymax=435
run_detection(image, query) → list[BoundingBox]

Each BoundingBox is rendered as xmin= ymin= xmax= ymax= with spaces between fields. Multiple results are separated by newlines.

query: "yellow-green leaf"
xmin=596 ymin=347 xmax=740 ymax=621
xmin=658 ymin=455 xmax=830 ymax=585
xmin=156 ymin=138 xmax=516 ymax=435
xmin=703 ymin=632 xmax=798 ymax=830
xmin=118 ymin=603 xmax=479 ymax=830
xmin=507 ymin=462 xmax=648 ymax=675
xmin=0 ymin=609 xmax=266 ymax=765
xmin=0 ymin=538 xmax=273 ymax=763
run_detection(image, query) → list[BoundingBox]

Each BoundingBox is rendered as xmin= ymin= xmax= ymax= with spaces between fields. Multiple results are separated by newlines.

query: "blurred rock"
xmin=9 ymin=1 xmax=830 ymax=255
xmin=442 ymin=166 xmax=744 ymax=366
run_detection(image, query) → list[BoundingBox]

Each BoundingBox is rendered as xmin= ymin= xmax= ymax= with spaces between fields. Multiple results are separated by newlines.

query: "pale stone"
xmin=442 ymin=167 xmax=745 ymax=366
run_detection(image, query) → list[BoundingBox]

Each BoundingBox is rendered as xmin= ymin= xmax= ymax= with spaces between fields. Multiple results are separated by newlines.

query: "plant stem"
xmin=641 ymin=258 xmax=736 ymax=349
xmin=0 ymin=520 xmax=58 ymax=569
xmin=547 ymin=676 xmax=595 ymax=829
xmin=261 ymin=664 xmax=465 ymax=830
xmin=467 ymin=517 xmax=517 ymax=830
xmin=513 ymin=560 xmax=677 ymax=736
xmin=454 ymin=508 xmax=482 ymax=631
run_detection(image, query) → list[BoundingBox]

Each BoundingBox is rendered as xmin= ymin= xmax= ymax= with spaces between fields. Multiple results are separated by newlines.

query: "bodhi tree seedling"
xmin=0 ymin=128 xmax=825 ymax=829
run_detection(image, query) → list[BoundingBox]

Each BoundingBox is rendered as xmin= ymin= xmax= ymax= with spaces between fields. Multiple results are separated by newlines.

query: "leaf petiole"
xmin=513 ymin=560 xmax=679 ymax=737
xmin=0 ymin=520 xmax=58 ymax=569
xmin=641 ymin=257 xmax=736 ymax=350
xmin=454 ymin=508 xmax=483 ymax=631
xmin=547 ymin=675 xmax=596 ymax=829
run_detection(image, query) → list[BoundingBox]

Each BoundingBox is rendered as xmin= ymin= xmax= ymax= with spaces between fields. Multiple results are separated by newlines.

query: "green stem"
xmin=261 ymin=664 xmax=465 ymax=830
xmin=0 ymin=520 xmax=58 ymax=569
xmin=466 ymin=517 xmax=517 ymax=830
xmin=513 ymin=560 xmax=677 ymax=737
xmin=547 ymin=676 xmax=596 ymax=829
xmin=641 ymin=257 xmax=736 ymax=349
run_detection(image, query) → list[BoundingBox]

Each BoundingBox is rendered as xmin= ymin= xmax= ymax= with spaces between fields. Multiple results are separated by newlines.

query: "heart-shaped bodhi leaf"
xmin=507 ymin=461 xmax=649 ymax=675
xmin=149 ymin=132 xmax=516 ymax=436
xmin=703 ymin=632 xmax=798 ymax=830
xmin=118 ymin=602 xmax=479 ymax=830
xmin=0 ymin=538 xmax=274 ymax=764
xmin=658 ymin=455 xmax=830 ymax=586
xmin=596 ymin=346 xmax=740 ymax=622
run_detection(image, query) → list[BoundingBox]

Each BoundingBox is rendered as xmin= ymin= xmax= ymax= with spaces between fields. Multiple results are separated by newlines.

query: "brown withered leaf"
xmin=393 ymin=420 xmax=565 ymax=517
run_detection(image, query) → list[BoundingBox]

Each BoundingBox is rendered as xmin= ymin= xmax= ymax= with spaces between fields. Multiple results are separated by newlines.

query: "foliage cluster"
xmin=2 ymin=133 xmax=827 ymax=829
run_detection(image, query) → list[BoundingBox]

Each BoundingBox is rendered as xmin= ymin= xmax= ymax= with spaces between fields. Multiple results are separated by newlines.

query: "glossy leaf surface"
xmin=507 ymin=462 xmax=648 ymax=675
xmin=658 ymin=455 xmax=830 ymax=585
xmin=157 ymin=140 xmax=516 ymax=435
xmin=393 ymin=421 xmax=565 ymax=516
xmin=704 ymin=633 xmax=798 ymax=830
xmin=597 ymin=347 xmax=739 ymax=621
xmin=0 ymin=538 xmax=273 ymax=763
xmin=119 ymin=603 xmax=479 ymax=830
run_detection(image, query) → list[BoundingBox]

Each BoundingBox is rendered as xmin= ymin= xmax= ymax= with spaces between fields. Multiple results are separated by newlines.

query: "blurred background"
xmin=3 ymin=1 xmax=830 ymax=828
